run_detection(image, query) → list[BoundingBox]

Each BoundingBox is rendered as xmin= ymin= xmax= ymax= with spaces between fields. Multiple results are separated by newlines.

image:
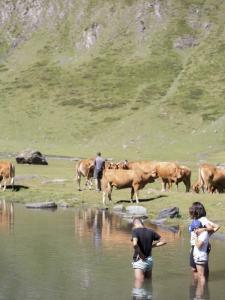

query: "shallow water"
xmin=0 ymin=203 xmax=224 ymax=300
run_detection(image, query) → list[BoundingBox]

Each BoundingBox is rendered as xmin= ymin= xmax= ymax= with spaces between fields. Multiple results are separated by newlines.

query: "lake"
xmin=0 ymin=202 xmax=224 ymax=300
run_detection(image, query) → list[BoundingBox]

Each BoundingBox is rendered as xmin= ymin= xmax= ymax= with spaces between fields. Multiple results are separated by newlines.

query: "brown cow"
xmin=192 ymin=179 xmax=201 ymax=193
xmin=153 ymin=162 xmax=183 ymax=192
xmin=165 ymin=165 xmax=191 ymax=192
xmin=76 ymin=159 xmax=94 ymax=191
xmin=121 ymin=160 xmax=182 ymax=192
xmin=0 ymin=161 xmax=15 ymax=191
xmin=195 ymin=163 xmax=225 ymax=193
xmin=102 ymin=168 xmax=158 ymax=204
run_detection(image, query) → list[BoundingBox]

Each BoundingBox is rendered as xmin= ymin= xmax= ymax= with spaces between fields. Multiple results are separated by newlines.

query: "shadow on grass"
xmin=5 ymin=185 xmax=30 ymax=192
xmin=115 ymin=194 xmax=168 ymax=204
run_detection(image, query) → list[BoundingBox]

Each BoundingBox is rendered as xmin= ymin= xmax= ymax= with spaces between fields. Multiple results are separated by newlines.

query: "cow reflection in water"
xmin=74 ymin=208 xmax=131 ymax=249
xmin=0 ymin=199 xmax=14 ymax=233
xmin=74 ymin=208 xmax=181 ymax=250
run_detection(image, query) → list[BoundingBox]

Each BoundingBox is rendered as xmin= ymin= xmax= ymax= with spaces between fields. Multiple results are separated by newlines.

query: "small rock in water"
xmin=25 ymin=201 xmax=57 ymax=209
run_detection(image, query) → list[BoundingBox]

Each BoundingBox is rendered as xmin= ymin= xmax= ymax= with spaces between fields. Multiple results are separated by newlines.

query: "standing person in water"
xmin=93 ymin=152 xmax=105 ymax=192
xmin=189 ymin=202 xmax=220 ymax=280
xmin=189 ymin=219 xmax=209 ymax=298
xmin=131 ymin=217 xmax=166 ymax=295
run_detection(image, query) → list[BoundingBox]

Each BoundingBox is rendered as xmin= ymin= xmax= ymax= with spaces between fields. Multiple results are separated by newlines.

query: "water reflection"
xmin=0 ymin=199 xmax=14 ymax=233
xmin=132 ymin=280 xmax=153 ymax=300
xmin=189 ymin=280 xmax=210 ymax=300
xmin=74 ymin=208 xmax=181 ymax=251
xmin=74 ymin=208 xmax=132 ymax=250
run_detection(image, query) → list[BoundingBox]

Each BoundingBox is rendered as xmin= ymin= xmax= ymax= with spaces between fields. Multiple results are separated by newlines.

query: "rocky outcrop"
xmin=0 ymin=0 xmax=73 ymax=48
xmin=16 ymin=149 xmax=48 ymax=165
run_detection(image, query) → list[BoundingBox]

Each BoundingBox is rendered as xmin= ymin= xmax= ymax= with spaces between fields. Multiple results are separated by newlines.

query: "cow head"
xmin=192 ymin=181 xmax=200 ymax=193
xmin=117 ymin=160 xmax=129 ymax=169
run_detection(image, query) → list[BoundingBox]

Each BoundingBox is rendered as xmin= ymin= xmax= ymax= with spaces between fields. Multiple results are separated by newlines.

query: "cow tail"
xmin=199 ymin=166 xmax=204 ymax=192
xmin=76 ymin=161 xmax=81 ymax=180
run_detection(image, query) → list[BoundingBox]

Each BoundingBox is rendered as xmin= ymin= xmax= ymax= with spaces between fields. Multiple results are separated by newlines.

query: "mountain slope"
xmin=0 ymin=0 xmax=224 ymax=160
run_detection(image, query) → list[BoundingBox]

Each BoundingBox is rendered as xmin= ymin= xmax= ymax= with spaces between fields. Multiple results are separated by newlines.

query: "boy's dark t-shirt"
xmin=132 ymin=227 xmax=161 ymax=259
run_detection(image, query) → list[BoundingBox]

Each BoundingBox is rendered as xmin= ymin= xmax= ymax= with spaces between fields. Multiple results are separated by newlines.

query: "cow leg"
xmin=2 ymin=179 xmax=6 ymax=191
xmin=107 ymin=183 xmax=112 ymax=201
xmin=102 ymin=191 xmax=106 ymax=205
xmin=11 ymin=177 xmax=14 ymax=191
xmin=103 ymin=183 xmax=112 ymax=205
xmin=131 ymin=187 xmax=134 ymax=203
xmin=167 ymin=180 xmax=173 ymax=192
xmin=135 ymin=191 xmax=139 ymax=204
xmin=87 ymin=178 xmax=93 ymax=190
xmin=131 ymin=186 xmax=139 ymax=204
xmin=77 ymin=173 xmax=82 ymax=191
xmin=161 ymin=180 xmax=166 ymax=192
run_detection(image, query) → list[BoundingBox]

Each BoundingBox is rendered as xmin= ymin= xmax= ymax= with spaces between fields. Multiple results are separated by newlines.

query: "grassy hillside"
xmin=0 ymin=0 xmax=224 ymax=162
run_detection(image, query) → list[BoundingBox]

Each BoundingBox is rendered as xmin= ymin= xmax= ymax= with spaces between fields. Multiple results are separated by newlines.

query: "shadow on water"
xmin=115 ymin=195 xmax=168 ymax=204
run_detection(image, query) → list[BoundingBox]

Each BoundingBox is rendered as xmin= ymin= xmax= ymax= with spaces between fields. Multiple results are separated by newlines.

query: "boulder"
xmin=157 ymin=207 xmax=180 ymax=220
xmin=126 ymin=205 xmax=148 ymax=218
xmin=16 ymin=149 xmax=48 ymax=165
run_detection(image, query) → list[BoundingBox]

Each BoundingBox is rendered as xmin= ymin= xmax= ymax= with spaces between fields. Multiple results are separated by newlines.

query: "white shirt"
xmin=190 ymin=217 xmax=210 ymax=246
xmin=193 ymin=231 xmax=209 ymax=262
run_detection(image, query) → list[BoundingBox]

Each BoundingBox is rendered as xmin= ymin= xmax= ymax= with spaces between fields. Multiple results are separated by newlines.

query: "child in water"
xmin=189 ymin=202 xmax=220 ymax=279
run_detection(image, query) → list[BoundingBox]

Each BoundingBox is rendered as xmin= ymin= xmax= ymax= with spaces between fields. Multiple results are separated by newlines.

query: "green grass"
xmin=0 ymin=0 xmax=224 ymax=161
xmin=0 ymin=158 xmax=224 ymax=233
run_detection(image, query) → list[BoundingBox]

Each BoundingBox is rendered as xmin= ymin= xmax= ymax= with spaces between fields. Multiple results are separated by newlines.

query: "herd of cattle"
xmin=76 ymin=159 xmax=225 ymax=204
xmin=0 ymin=159 xmax=224 ymax=204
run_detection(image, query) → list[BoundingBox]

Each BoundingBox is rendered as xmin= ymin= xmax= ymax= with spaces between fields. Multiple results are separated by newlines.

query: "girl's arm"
xmin=196 ymin=221 xmax=220 ymax=235
xmin=195 ymin=237 xmax=204 ymax=249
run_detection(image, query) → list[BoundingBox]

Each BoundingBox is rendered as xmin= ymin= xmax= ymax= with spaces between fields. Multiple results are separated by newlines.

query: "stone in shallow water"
xmin=113 ymin=204 xmax=125 ymax=211
xmin=25 ymin=202 xmax=57 ymax=209
xmin=126 ymin=205 xmax=147 ymax=217
xmin=157 ymin=207 xmax=180 ymax=219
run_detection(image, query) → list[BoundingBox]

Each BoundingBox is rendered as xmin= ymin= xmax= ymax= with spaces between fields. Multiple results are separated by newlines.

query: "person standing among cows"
xmin=93 ymin=152 xmax=105 ymax=192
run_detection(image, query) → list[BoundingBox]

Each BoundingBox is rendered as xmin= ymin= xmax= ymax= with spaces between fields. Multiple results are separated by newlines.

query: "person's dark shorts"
xmin=94 ymin=169 xmax=103 ymax=179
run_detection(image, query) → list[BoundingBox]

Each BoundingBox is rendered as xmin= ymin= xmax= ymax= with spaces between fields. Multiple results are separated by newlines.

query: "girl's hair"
xmin=189 ymin=201 xmax=206 ymax=219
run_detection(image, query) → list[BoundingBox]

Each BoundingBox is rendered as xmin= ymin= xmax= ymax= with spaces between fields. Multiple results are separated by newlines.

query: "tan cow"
xmin=120 ymin=160 xmax=183 ymax=192
xmin=211 ymin=166 xmax=225 ymax=193
xmin=0 ymin=161 xmax=15 ymax=191
xmin=165 ymin=165 xmax=191 ymax=192
xmin=153 ymin=162 xmax=183 ymax=192
xmin=195 ymin=163 xmax=225 ymax=193
xmin=76 ymin=159 xmax=94 ymax=191
xmin=102 ymin=168 xmax=158 ymax=204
